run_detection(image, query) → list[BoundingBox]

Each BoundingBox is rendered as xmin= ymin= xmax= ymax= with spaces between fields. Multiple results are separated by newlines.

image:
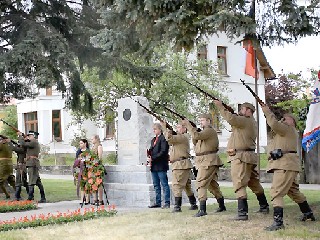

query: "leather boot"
xmin=265 ymin=207 xmax=285 ymax=231
xmin=233 ymin=198 xmax=248 ymax=220
xmin=27 ymin=185 xmax=34 ymax=200
xmin=254 ymin=193 xmax=269 ymax=214
xmin=215 ymin=197 xmax=226 ymax=212
xmin=15 ymin=186 xmax=22 ymax=201
xmin=188 ymin=195 xmax=198 ymax=210
xmin=193 ymin=200 xmax=207 ymax=217
xmin=172 ymin=197 xmax=182 ymax=213
xmin=298 ymin=201 xmax=316 ymax=221
xmin=37 ymin=182 xmax=46 ymax=203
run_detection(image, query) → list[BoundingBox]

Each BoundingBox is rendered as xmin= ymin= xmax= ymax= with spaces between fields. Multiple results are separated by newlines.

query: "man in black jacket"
xmin=148 ymin=123 xmax=170 ymax=209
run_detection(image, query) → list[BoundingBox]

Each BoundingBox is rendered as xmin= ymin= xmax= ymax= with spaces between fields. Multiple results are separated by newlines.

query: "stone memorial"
xmin=104 ymin=96 xmax=156 ymax=207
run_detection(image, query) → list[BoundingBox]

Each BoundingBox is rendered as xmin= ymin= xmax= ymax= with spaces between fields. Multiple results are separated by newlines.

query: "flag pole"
xmin=252 ymin=0 xmax=261 ymax=176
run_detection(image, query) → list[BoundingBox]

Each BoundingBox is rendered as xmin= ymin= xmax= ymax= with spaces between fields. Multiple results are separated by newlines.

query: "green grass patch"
xmin=0 ymin=179 xmax=78 ymax=203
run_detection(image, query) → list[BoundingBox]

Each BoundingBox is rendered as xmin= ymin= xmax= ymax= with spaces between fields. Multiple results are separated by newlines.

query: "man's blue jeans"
xmin=151 ymin=171 xmax=170 ymax=205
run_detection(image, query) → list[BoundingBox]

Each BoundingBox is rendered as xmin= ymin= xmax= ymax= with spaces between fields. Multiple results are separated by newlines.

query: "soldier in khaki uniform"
xmin=161 ymin=121 xmax=198 ymax=213
xmin=0 ymin=136 xmax=15 ymax=199
xmin=184 ymin=113 xmax=226 ymax=217
xmin=262 ymin=106 xmax=315 ymax=231
xmin=8 ymin=139 xmax=29 ymax=200
xmin=214 ymin=101 xmax=269 ymax=220
xmin=18 ymin=131 xmax=46 ymax=203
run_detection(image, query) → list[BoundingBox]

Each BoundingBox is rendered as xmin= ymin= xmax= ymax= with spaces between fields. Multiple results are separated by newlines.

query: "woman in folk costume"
xmin=91 ymin=135 xmax=105 ymax=205
xmin=73 ymin=139 xmax=90 ymax=205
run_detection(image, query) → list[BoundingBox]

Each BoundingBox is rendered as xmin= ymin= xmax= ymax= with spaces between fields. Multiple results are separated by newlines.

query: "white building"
xmin=193 ymin=33 xmax=275 ymax=150
xmin=16 ymin=32 xmax=274 ymax=153
xmin=16 ymin=88 xmax=115 ymax=154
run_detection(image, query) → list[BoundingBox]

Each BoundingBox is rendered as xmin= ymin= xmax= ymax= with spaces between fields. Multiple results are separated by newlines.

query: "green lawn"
xmin=0 ymin=179 xmax=78 ymax=202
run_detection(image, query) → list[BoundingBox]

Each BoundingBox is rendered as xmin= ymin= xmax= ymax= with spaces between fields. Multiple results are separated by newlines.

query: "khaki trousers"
xmin=231 ymin=159 xmax=264 ymax=198
xmin=172 ymin=169 xmax=194 ymax=197
xmin=271 ymin=169 xmax=306 ymax=207
xmin=197 ymin=165 xmax=223 ymax=201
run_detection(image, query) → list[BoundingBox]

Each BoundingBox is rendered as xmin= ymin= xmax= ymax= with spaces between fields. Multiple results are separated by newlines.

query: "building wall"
xmin=191 ymin=33 xmax=268 ymax=148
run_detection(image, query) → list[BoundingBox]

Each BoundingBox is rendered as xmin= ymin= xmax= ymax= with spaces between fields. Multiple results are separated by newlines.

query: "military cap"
xmin=283 ymin=113 xmax=297 ymax=126
xmin=199 ymin=113 xmax=213 ymax=120
xmin=27 ymin=130 xmax=39 ymax=136
xmin=241 ymin=102 xmax=255 ymax=112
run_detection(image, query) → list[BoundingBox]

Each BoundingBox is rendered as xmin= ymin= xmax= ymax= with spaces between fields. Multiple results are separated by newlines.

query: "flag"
xmin=302 ymin=70 xmax=320 ymax=152
xmin=243 ymin=39 xmax=259 ymax=79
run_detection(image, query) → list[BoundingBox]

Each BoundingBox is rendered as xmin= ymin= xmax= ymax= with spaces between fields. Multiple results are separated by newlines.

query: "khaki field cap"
xmin=241 ymin=102 xmax=255 ymax=112
xmin=283 ymin=113 xmax=297 ymax=126
xmin=199 ymin=113 xmax=212 ymax=120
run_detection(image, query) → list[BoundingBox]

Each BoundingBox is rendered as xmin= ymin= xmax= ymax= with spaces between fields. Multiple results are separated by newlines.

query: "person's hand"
xmin=262 ymin=105 xmax=270 ymax=112
xmin=160 ymin=120 xmax=167 ymax=129
xmin=17 ymin=131 xmax=23 ymax=136
xmin=181 ymin=119 xmax=189 ymax=125
xmin=213 ymin=100 xmax=223 ymax=107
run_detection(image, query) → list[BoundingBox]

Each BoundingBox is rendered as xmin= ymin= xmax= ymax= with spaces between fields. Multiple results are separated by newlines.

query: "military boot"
xmin=27 ymin=185 xmax=34 ymax=201
xmin=254 ymin=193 xmax=269 ymax=214
xmin=298 ymin=201 xmax=316 ymax=221
xmin=265 ymin=207 xmax=285 ymax=231
xmin=233 ymin=198 xmax=248 ymax=220
xmin=15 ymin=186 xmax=22 ymax=201
xmin=215 ymin=197 xmax=226 ymax=212
xmin=172 ymin=197 xmax=182 ymax=213
xmin=193 ymin=200 xmax=207 ymax=217
xmin=188 ymin=194 xmax=198 ymax=210
xmin=37 ymin=182 xmax=46 ymax=203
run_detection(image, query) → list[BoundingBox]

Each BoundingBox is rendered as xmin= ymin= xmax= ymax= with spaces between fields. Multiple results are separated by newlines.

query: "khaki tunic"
xmin=9 ymin=143 xmax=28 ymax=187
xmin=263 ymin=110 xmax=300 ymax=172
xmin=0 ymin=143 xmax=14 ymax=184
xmin=164 ymin=131 xmax=194 ymax=197
xmin=217 ymin=105 xmax=257 ymax=164
xmin=217 ymin=105 xmax=264 ymax=198
xmin=19 ymin=136 xmax=40 ymax=185
xmin=262 ymin=108 xmax=306 ymax=207
xmin=186 ymin=123 xmax=223 ymax=201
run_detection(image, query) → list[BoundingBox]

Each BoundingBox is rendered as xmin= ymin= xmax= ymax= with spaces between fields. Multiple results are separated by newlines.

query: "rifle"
xmin=240 ymin=79 xmax=265 ymax=107
xmin=180 ymin=78 xmax=235 ymax=114
xmin=0 ymin=118 xmax=25 ymax=136
xmin=131 ymin=98 xmax=177 ymax=135
xmin=161 ymin=105 xmax=201 ymax=132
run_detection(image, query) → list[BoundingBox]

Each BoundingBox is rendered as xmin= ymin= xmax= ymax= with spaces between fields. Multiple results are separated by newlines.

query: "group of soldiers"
xmin=156 ymin=100 xmax=315 ymax=231
xmin=0 ymin=130 xmax=46 ymax=203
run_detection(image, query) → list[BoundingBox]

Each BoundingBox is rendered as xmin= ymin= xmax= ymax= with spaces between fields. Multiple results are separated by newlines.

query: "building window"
xmin=217 ymin=46 xmax=227 ymax=75
xmin=52 ymin=110 xmax=62 ymax=141
xmin=25 ymin=112 xmax=38 ymax=133
xmin=46 ymin=87 xmax=52 ymax=96
xmin=197 ymin=45 xmax=207 ymax=60
xmin=105 ymin=121 xmax=115 ymax=139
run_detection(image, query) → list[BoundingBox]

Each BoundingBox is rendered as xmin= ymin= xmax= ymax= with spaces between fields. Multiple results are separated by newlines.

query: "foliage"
xmin=69 ymin=128 xmax=88 ymax=149
xmin=76 ymin=44 xmax=227 ymax=125
xmin=0 ymin=205 xmax=117 ymax=232
xmin=0 ymin=105 xmax=18 ymax=139
xmin=0 ymin=0 xmax=101 ymax=112
xmin=93 ymin=0 xmax=320 ymax=51
xmin=0 ymin=200 xmax=37 ymax=213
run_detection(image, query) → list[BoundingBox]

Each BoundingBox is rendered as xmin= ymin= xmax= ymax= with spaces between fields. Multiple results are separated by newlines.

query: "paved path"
xmin=1 ymin=174 xmax=319 ymax=222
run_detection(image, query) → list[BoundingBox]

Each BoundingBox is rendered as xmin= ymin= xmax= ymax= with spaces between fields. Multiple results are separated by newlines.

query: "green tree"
xmin=0 ymin=105 xmax=18 ymax=139
xmin=73 ymin=44 xmax=227 ymax=126
xmin=93 ymin=0 xmax=320 ymax=50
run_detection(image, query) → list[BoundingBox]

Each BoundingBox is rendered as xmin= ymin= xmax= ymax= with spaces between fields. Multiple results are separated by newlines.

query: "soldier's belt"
xmin=282 ymin=151 xmax=297 ymax=154
xmin=195 ymin=150 xmax=218 ymax=156
xmin=171 ymin=157 xmax=189 ymax=163
xmin=27 ymin=156 xmax=38 ymax=159
xmin=235 ymin=149 xmax=255 ymax=152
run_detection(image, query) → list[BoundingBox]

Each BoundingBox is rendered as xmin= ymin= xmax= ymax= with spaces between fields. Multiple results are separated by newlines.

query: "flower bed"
xmin=0 ymin=200 xmax=37 ymax=213
xmin=0 ymin=205 xmax=117 ymax=232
